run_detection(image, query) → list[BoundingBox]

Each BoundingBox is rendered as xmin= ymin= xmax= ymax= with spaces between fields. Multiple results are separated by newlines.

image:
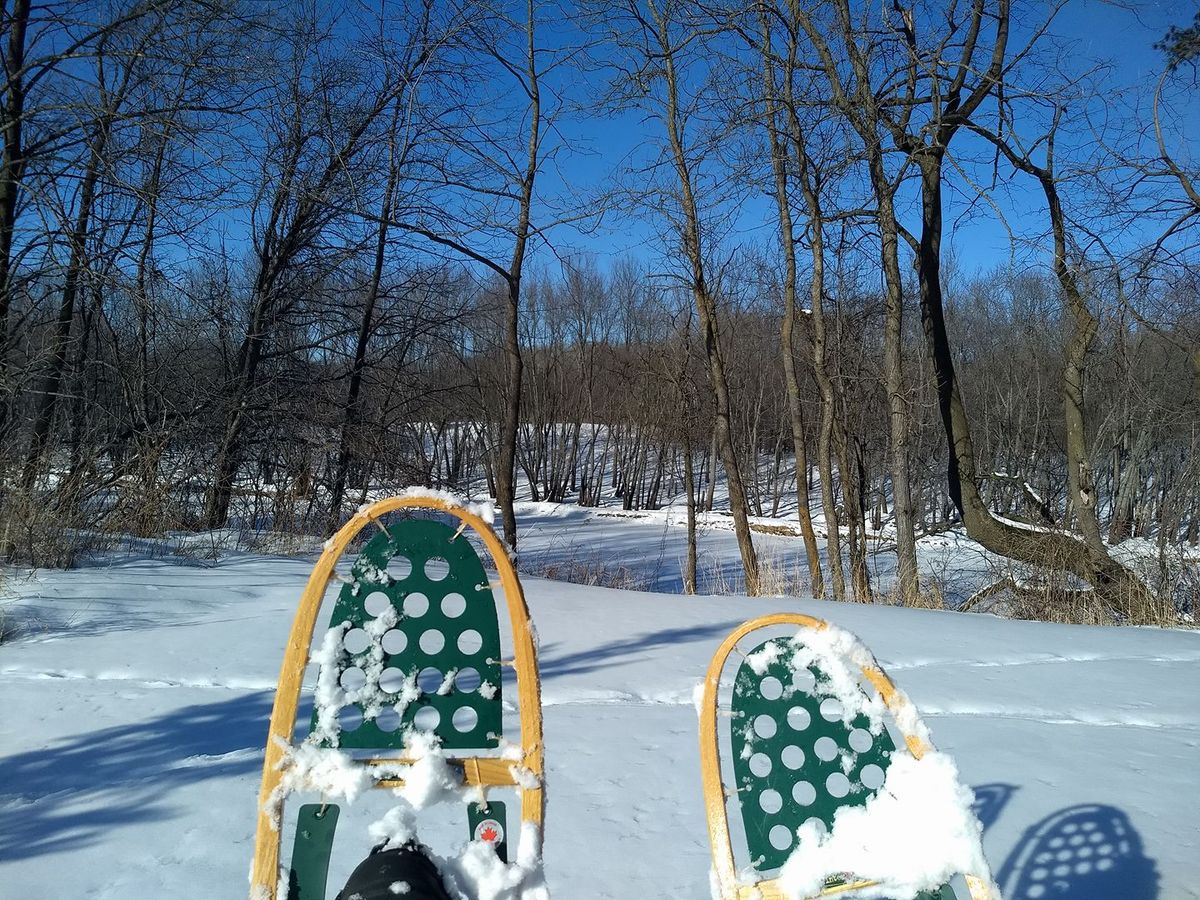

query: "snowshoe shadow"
xmin=997 ymin=803 xmax=1159 ymax=900
xmin=970 ymin=782 xmax=1018 ymax=833
xmin=0 ymin=690 xmax=291 ymax=862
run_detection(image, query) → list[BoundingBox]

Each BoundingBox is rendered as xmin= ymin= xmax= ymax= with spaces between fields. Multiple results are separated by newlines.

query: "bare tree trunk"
xmin=0 ymin=0 xmax=30 ymax=444
xmin=915 ymin=144 xmax=1153 ymax=612
xmin=653 ymin=0 xmax=759 ymax=593
xmin=835 ymin=415 xmax=870 ymax=599
xmin=327 ymin=113 xmax=402 ymax=532
xmin=20 ymin=121 xmax=108 ymax=494
xmin=758 ymin=9 xmax=823 ymax=595
xmin=871 ymin=160 xmax=920 ymax=601
xmin=683 ymin=430 xmax=697 ymax=593
xmin=1110 ymin=430 xmax=1147 ymax=543
xmin=704 ymin=429 xmax=717 ymax=512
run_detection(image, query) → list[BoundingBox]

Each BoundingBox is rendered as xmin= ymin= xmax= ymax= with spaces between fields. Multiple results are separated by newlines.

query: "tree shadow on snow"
xmin=0 ymin=691 xmax=297 ymax=862
xmin=535 ymin=620 xmax=743 ymax=681
xmin=996 ymin=804 xmax=1159 ymax=900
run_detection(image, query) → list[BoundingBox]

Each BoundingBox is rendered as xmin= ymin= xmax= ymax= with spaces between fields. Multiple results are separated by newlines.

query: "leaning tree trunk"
xmin=494 ymin=0 xmax=541 ymax=552
xmin=914 ymin=151 xmax=1153 ymax=614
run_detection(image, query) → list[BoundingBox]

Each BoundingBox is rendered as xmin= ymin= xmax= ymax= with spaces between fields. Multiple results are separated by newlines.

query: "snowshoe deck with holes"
xmin=249 ymin=495 xmax=543 ymax=900
xmin=699 ymin=613 xmax=995 ymax=900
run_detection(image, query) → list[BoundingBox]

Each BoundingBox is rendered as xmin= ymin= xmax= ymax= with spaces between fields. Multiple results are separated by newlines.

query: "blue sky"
xmin=530 ymin=1 xmax=1198 ymax=280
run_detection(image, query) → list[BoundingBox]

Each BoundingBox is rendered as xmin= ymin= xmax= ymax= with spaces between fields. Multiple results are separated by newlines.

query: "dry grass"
xmin=890 ymin=582 xmax=946 ymax=610
xmin=520 ymin=554 xmax=650 ymax=591
xmin=700 ymin=552 xmax=811 ymax=598
xmin=749 ymin=522 xmax=801 ymax=537
xmin=1 ymin=493 xmax=96 ymax=568
xmin=959 ymin=571 xmax=1182 ymax=627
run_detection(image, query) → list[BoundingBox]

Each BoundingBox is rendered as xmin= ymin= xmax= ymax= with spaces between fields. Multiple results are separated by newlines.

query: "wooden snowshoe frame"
xmin=699 ymin=613 xmax=993 ymax=900
xmin=249 ymin=495 xmax=543 ymax=900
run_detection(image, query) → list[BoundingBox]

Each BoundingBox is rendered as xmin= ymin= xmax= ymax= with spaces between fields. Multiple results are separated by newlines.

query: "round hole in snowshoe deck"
xmin=403 ymin=592 xmax=429 ymax=618
xmin=340 ymin=667 xmax=367 ymax=692
xmin=759 ymin=789 xmax=783 ymax=814
xmin=781 ymin=745 xmax=805 ymax=770
xmin=792 ymin=781 xmax=816 ymax=806
xmin=452 ymin=706 xmax=478 ymax=733
xmin=787 ymin=706 xmax=811 ymax=731
xmin=381 ymin=629 xmax=407 ymax=655
xmin=379 ymin=667 xmax=406 ymax=693
xmin=413 ymin=706 xmax=440 ymax=731
xmin=375 ymin=707 xmax=401 ymax=732
xmin=419 ymin=629 xmax=446 ymax=655
xmin=457 ymin=629 xmax=483 ymax=655
xmin=819 ymin=697 xmax=844 ymax=722
xmin=387 ymin=555 xmax=413 ymax=581
xmin=860 ymin=763 xmax=885 ymax=790
xmin=455 ymin=667 xmax=481 ymax=692
xmin=343 ymin=628 xmax=370 ymax=654
xmin=753 ymin=715 xmax=778 ymax=739
xmin=364 ymin=592 xmax=392 ymax=617
xmin=814 ymin=736 xmax=838 ymax=761
xmin=749 ymin=753 xmax=772 ymax=778
xmin=825 ymin=772 xmax=851 ymax=799
xmin=760 ymin=676 xmax=784 ymax=700
xmin=416 ymin=667 xmax=442 ymax=694
xmin=441 ymin=592 xmax=467 ymax=618
xmin=769 ymin=825 xmax=793 ymax=851
xmin=848 ymin=728 xmax=872 ymax=753
xmin=424 ymin=557 xmax=450 ymax=581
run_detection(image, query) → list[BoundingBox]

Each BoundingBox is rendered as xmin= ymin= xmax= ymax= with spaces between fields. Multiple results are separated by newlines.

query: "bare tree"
xmin=384 ymin=0 xmax=561 ymax=551
xmin=788 ymin=0 xmax=923 ymax=601
xmin=753 ymin=1 xmax=823 ymax=595
xmin=598 ymin=0 xmax=761 ymax=592
xmin=203 ymin=11 xmax=409 ymax=527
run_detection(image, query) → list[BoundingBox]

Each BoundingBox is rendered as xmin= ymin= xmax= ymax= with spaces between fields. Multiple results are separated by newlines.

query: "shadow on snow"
xmin=972 ymin=783 xmax=1159 ymax=899
xmin=0 ymin=691 xmax=300 ymax=862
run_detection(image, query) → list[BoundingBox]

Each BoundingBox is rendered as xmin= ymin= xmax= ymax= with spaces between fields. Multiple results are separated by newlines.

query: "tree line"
xmin=1 ymin=1 xmax=1197 ymax=621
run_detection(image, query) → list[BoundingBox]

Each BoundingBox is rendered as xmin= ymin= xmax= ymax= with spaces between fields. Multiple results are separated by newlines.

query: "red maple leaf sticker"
xmin=479 ymin=825 xmax=500 ymax=843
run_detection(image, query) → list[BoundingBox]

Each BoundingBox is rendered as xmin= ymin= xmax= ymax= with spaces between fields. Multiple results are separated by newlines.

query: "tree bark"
xmin=915 ymin=146 xmax=1154 ymax=613
xmin=653 ymin=0 xmax=759 ymax=593
xmin=759 ymin=6 xmax=823 ymax=595
xmin=327 ymin=114 xmax=402 ymax=532
xmin=20 ymin=120 xmax=108 ymax=494
xmin=870 ymin=154 xmax=920 ymax=602
xmin=0 ymin=0 xmax=30 ymax=444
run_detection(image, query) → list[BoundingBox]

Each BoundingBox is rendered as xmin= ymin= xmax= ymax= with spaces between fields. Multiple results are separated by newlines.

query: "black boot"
xmin=335 ymin=843 xmax=453 ymax=900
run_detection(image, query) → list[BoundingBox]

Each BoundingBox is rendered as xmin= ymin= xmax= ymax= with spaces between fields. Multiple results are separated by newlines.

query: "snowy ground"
xmin=1 ymin=507 xmax=1197 ymax=899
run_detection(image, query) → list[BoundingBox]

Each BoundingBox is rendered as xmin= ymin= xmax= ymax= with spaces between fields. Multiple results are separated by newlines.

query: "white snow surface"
xmin=1 ymin=511 xmax=1198 ymax=898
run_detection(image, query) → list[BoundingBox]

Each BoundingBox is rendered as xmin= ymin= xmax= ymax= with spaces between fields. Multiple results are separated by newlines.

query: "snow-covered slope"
xmin=2 ymin=545 xmax=1197 ymax=898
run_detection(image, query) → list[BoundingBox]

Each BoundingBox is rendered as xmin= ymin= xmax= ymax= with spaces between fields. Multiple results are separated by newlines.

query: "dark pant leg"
xmin=335 ymin=844 xmax=453 ymax=900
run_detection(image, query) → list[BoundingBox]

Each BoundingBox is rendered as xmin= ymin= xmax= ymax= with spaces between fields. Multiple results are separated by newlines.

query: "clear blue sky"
xmin=533 ymin=0 xmax=1198 ymax=279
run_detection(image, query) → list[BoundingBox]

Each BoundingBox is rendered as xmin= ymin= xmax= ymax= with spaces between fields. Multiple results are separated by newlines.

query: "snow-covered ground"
xmin=1 ymin=507 xmax=1197 ymax=899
